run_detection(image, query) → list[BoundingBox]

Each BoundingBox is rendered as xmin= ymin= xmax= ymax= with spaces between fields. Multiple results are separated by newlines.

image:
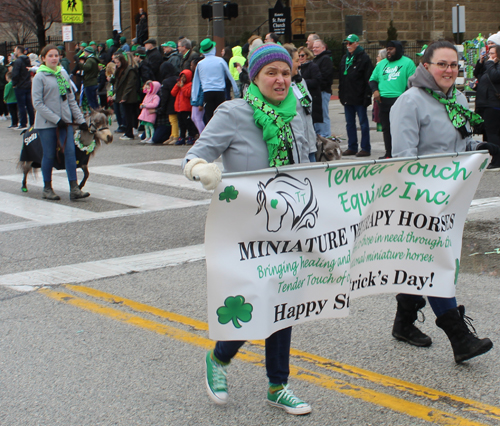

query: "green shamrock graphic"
xmin=454 ymin=258 xmax=460 ymax=285
xmin=479 ymin=159 xmax=488 ymax=172
xmin=271 ymin=199 xmax=279 ymax=209
xmin=219 ymin=185 xmax=239 ymax=203
xmin=217 ymin=295 xmax=253 ymax=328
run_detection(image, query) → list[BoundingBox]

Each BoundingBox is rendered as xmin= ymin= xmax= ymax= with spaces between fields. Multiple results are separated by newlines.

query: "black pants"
xmin=178 ymin=111 xmax=197 ymax=139
xmin=379 ymin=97 xmax=399 ymax=157
xmin=7 ymin=103 xmax=18 ymax=126
xmin=203 ymin=91 xmax=226 ymax=124
xmin=483 ymin=107 xmax=500 ymax=147
xmin=122 ymin=102 xmax=137 ymax=138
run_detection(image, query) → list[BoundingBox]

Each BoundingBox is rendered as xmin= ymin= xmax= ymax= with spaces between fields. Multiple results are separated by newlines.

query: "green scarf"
xmin=37 ymin=65 xmax=70 ymax=97
xmin=344 ymin=46 xmax=363 ymax=75
xmin=424 ymin=87 xmax=483 ymax=134
xmin=244 ymin=82 xmax=297 ymax=167
xmin=295 ymin=82 xmax=311 ymax=109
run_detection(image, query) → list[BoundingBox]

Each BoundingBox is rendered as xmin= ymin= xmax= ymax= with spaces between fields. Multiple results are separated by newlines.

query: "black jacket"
xmin=181 ymin=49 xmax=200 ymax=71
xmin=11 ymin=55 xmax=31 ymax=90
xmin=138 ymin=61 xmax=155 ymax=85
xmin=299 ymin=60 xmax=323 ymax=123
xmin=339 ymin=48 xmax=373 ymax=107
xmin=313 ymin=49 xmax=334 ymax=93
xmin=475 ymin=60 xmax=500 ymax=109
xmin=157 ymin=62 xmax=178 ymax=116
xmin=146 ymin=47 xmax=163 ymax=81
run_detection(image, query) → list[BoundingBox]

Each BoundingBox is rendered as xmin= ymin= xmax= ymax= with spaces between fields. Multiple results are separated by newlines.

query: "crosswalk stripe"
xmin=0 ymin=244 xmax=205 ymax=291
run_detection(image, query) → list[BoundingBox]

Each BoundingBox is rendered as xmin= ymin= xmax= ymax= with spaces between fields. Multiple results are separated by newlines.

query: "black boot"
xmin=42 ymin=181 xmax=60 ymax=200
xmin=392 ymin=294 xmax=432 ymax=347
xmin=69 ymin=180 xmax=90 ymax=200
xmin=436 ymin=306 xmax=493 ymax=364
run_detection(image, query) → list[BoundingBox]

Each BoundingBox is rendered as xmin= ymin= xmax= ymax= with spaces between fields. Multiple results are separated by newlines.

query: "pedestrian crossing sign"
xmin=61 ymin=0 xmax=84 ymax=23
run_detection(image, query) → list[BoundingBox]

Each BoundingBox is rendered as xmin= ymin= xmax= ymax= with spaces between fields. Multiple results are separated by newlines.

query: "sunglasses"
xmin=299 ymin=54 xmax=306 ymax=57
xmin=346 ymin=42 xmax=355 ymax=45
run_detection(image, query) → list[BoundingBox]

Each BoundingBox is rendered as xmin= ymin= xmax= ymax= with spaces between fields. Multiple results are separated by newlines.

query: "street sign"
xmin=452 ymin=5 xmax=465 ymax=33
xmin=269 ymin=0 xmax=291 ymax=40
xmin=62 ymin=25 xmax=73 ymax=42
xmin=61 ymin=0 xmax=84 ymax=24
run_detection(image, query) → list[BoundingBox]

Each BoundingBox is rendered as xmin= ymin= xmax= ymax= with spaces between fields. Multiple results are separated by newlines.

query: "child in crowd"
xmin=97 ymin=63 xmax=108 ymax=108
xmin=138 ymin=80 xmax=161 ymax=143
xmin=4 ymin=72 xmax=18 ymax=128
xmin=171 ymin=69 xmax=197 ymax=145
xmin=157 ymin=62 xmax=179 ymax=145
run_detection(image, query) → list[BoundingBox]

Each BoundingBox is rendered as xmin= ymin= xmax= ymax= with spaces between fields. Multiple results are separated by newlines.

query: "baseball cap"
xmin=344 ymin=34 xmax=359 ymax=43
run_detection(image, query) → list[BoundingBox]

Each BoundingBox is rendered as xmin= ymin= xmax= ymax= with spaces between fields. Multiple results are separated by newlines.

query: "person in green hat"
xmin=339 ymin=33 xmax=374 ymax=158
xmin=161 ymin=41 xmax=182 ymax=73
xmin=120 ymin=36 xmax=130 ymax=52
xmin=191 ymin=38 xmax=239 ymax=124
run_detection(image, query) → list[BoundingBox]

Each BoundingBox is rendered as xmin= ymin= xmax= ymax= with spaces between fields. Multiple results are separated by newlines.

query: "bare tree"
xmin=0 ymin=0 xmax=60 ymax=50
xmin=0 ymin=22 xmax=34 ymax=45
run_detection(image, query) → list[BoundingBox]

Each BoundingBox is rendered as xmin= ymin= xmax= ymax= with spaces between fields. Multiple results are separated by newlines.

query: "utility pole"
xmin=212 ymin=0 xmax=224 ymax=56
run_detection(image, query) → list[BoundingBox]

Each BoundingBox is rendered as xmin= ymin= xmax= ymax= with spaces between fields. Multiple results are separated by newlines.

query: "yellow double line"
xmin=40 ymin=285 xmax=499 ymax=425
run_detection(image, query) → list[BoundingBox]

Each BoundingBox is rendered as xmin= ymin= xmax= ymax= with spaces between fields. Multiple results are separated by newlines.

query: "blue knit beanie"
xmin=248 ymin=43 xmax=293 ymax=81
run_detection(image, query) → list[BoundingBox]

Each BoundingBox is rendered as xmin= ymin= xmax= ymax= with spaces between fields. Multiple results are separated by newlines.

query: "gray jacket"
xmin=391 ymin=63 xmax=478 ymax=158
xmin=292 ymin=80 xmax=317 ymax=156
xmin=183 ymin=98 xmax=310 ymax=172
xmin=32 ymin=68 xmax=84 ymax=129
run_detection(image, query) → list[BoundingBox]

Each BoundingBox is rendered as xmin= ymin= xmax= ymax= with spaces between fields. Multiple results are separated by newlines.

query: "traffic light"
xmin=201 ymin=2 xmax=238 ymax=20
xmin=224 ymin=2 xmax=238 ymax=19
xmin=201 ymin=3 xmax=212 ymax=19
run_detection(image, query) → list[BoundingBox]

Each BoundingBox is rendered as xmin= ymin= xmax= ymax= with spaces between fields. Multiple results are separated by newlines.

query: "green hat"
xmin=344 ymin=34 xmax=359 ymax=43
xmin=416 ymin=44 xmax=428 ymax=57
xmin=80 ymin=42 xmax=88 ymax=48
xmin=120 ymin=36 xmax=126 ymax=44
xmin=161 ymin=41 xmax=177 ymax=49
xmin=89 ymin=41 xmax=96 ymax=46
xmin=200 ymin=38 xmax=216 ymax=54
xmin=84 ymin=47 xmax=94 ymax=54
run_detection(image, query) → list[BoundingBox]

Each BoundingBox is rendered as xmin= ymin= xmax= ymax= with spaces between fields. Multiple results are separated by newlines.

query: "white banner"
xmin=113 ymin=0 xmax=121 ymax=32
xmin=205 ymin=153 xmax=489 ymax=341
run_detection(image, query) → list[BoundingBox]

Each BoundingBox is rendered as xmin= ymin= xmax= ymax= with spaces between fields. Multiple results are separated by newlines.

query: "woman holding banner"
xmin=182 ymin=43 xmax=311 ymax=415
xmin=390 ymin=40 xmax=497 ymax=363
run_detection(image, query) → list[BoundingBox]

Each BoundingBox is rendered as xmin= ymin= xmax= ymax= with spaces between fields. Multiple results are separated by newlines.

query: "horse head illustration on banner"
xmin=256 ymin=173 xmax=319 ymax=233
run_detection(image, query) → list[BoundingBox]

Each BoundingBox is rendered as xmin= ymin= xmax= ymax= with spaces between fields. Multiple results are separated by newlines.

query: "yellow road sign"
xmin=61 ymin=0 xmax=83 ymax=23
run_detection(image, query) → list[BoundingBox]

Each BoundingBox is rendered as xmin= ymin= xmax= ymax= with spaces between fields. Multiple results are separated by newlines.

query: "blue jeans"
xmin=214 ymin=327 xmax=292 ymax=385
xmin=37 ymin=127 xmax=77 ymax=182
xmin=344 ymin=104 xmax=370 ymax=153
xmin=397 ymin=294 xmax=457 ymax=318
xmin=84 ymin=85 xmax=99 ymax=110
xmin=313 ymin=91 xmax=331 ymax=137
xmin=14 ymin=88 xmax=35 ymax=127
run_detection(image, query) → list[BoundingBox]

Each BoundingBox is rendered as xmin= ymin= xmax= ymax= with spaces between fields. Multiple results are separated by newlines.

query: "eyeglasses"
xmin=299 ymin=54 xmax=306 ymax=57
xmin=429 ymin=62 xmax=459 ymax=70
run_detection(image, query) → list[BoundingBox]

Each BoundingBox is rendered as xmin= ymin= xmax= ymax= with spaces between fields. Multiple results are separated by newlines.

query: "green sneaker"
xmin=205 ymin=350 xmax=228 ymax=405
xmin=267 ymin=384 xmax=311 ymax=415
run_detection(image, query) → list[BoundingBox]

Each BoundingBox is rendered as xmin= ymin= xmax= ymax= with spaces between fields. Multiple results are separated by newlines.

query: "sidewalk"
xmin=327 ymin=98 xmax=387 ymax=161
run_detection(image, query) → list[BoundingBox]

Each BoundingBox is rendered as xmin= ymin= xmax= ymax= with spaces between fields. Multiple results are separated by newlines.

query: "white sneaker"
xmin=119 ymin=135 xmax=133 ymax=140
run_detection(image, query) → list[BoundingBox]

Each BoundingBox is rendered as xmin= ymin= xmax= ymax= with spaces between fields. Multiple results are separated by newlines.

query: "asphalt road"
xmin=1 ymin=100 xmax=499 ymax=426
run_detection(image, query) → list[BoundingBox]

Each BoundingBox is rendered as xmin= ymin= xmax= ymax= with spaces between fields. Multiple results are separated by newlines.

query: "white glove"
xmin=183 ymin=157 xmax=222 ymax=191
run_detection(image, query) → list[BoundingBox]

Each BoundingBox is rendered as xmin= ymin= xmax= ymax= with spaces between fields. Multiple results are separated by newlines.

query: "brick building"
xmin=72 ymin=0 xmax=500 ymax=48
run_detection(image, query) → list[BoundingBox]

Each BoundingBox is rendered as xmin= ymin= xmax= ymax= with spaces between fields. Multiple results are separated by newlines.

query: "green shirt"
xmin=3 ymin=81 xmax=16 ymax=104
xmin=369 ymin=56 xmax=416 ymax=98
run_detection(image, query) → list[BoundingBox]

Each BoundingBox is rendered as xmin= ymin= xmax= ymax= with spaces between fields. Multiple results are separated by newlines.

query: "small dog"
xmin=315 ymin=135 xmax=342 ymax=162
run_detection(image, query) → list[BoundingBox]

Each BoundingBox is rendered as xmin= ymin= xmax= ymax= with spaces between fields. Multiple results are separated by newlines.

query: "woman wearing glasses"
xmin=297 ymin=46 xmax=323 ymax=129
xmin=389 ymin=40 xmax=498 ymax=363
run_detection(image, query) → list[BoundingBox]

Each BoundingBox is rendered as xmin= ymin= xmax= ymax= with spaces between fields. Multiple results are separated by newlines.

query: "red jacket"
xmin=171 ymin=69 xmax=193 ymax=112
